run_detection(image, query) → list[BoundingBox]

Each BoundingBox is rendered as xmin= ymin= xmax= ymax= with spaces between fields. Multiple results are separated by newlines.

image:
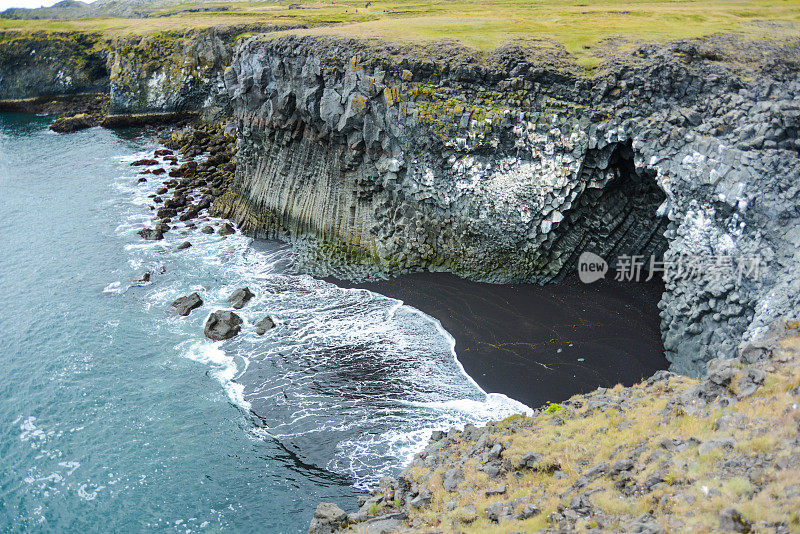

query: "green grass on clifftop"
xmin=1 ymin=0 xmax=799 ymax=58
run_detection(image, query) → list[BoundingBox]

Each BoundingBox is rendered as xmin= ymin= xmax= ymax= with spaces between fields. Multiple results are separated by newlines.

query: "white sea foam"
xmin=179 ymin=340 xmax=251 ymax=411
xmin=112 ymin=148 xmax=531 ymax=489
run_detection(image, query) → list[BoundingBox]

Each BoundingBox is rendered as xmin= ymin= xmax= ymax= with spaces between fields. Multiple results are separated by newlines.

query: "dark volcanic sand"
xmin=329 ymin=273 xmax=667 ymax=408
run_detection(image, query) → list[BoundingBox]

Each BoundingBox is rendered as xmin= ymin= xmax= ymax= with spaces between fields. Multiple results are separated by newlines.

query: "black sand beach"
xmin=331 ymin=273 xmax=667 ymax=408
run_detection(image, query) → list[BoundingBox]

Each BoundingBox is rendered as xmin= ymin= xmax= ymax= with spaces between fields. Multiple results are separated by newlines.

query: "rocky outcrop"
xmin=50 ymin=112 xmax=96 ymax=132
xmin=0 ymin=31 xmax=108 ymax=99
xmin=331 ymin=321 xmax=800 ymax=533
xmin=107 ymin=25 xmax=300 ymax=116
xmin=226 ymin=287 xmax=254 ymax=309
xmin=254 ymin=315 xmax=275 ymax=335
xmin=218 ymin=35 xmax=800 ymax=375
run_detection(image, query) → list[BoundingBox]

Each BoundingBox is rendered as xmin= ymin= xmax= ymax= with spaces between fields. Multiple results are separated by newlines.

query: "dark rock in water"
xmin=50 ymin=113 xmax=95 ymax=133
xmin=156 ymin=187 xmax=168 ymax=194
xmin=309 ymin=502 xmax=348 ymax=534
xmin=157 ymin=208 xmax=177 ymax=220
xmin=131 ymin=158 xmax=158 ymax=166
xmin=155 ymin=221 xmax=170 ymax=233
xmin=201 ymin=225 xmax=215 ymax=234
xmin=168 ymin=168 xmax=184 ymax=178
xmin=154 ymin=149 xmax=174 ymax=157
xmin=177 ymin=241 xmax=192 ymax=250
xmin=255 ymin=316 xmax=275 ymax=335
xmin=227 ymin=287 xmax=254 ymax=309
xmin=164 ymin=197 xmax=185 ymax=209
xmin=204 ymin=310 xmax=242 ymax=340
xmin=152 ymin=168 xmax=166 ymax=175
xmin=218 ymin=222 xmax=235 ymax=236
xmin=134 ymin=272 xmax=151 ymax=285
xmin=179 ymin=207 xmax=198 ymax=221
xmin=137 ymin=227 xmax=163 ymax=240
xmin=172 ymin=292 xmax=203 ymax=316
xmin=137 ymin=177 xmax=147 ymax=183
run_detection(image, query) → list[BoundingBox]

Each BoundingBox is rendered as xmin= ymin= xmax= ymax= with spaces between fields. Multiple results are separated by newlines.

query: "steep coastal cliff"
xmin=0 ymin=31 xmax=108 ymax=99
xmin=3 ymin=28 xmax=795 ymax=377
xmin=2 ymin=22 xmax=800 ymax=533
xmin=217 ymin=35 xmax=800 ymax=376
xmin=107 ymin=25 xmax=298 ymax=116
xmin=1 ymin=25 xmax=797 ymax=392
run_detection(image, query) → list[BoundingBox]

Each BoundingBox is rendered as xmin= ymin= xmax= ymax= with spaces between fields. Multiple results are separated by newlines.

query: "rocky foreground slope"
xmin=311 ymin=321 xmax=800 ymax=533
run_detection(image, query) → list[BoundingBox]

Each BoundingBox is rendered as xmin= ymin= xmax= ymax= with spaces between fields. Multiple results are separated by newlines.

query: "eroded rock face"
xmin=106 ymin=25 xmax=300 ymax=116
xmin=218 ymin=35 xmax=800 ymax=375
xmin=0 ymin=32 xmax=108 ymax=100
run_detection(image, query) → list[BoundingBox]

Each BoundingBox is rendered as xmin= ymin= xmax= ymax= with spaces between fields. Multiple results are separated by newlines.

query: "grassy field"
xmin=1 ymin=0 xmax=799 ymax=57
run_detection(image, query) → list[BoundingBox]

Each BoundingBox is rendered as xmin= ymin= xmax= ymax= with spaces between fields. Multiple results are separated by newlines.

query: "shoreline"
xmin=327 ymin=272 xmax=667 ymax=409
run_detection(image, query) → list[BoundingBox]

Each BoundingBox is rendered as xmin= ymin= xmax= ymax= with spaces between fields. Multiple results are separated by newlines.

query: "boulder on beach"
xmin=137 ymin=227 xmax=163 ymax=240
xmin=255 ymin=316 xmax=275 ymax=335
xmin=217 ymin=222 xmax=235 ymax=236
xmin=204 ymin=310 xmax=243 ymax=341
xmin=227 ymin=287 xmax=254 ymax=309
xmin=171 ymin=292 xmax=203 ymax=316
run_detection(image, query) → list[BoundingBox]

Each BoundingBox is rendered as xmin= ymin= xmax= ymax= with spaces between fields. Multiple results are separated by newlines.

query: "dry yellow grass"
xmin=1 ymin=0 xmax=799 ymax=58
xmin=371 ymin=328 xmax=800 ymax=532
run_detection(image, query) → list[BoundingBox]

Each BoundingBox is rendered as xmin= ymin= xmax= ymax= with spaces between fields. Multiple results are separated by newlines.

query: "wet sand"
xmin=330 ymin=272 xmax=667 ymax=408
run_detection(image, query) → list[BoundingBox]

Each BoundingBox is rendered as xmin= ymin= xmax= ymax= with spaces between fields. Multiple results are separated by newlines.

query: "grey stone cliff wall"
xmin=217 ymin=35 xmax=800 ymax=376
xmin=107 ymin=25 xmax=301 ymax=116
xmin=0 ymin=31 xmax=108 ymax=99
xmin=2 ymin=30 xmax=797 ymax=376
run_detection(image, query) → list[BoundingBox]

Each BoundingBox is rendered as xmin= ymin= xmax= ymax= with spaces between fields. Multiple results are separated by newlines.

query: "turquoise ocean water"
xmin=0 ymin=114 xmax=526 ymax=532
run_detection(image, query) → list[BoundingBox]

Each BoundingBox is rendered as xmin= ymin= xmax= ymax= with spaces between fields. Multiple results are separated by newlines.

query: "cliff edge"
xmin=217 ymin=34 xmax=800 ymax=375
xmin=312 ymin=320 xmax=800 ymax=533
